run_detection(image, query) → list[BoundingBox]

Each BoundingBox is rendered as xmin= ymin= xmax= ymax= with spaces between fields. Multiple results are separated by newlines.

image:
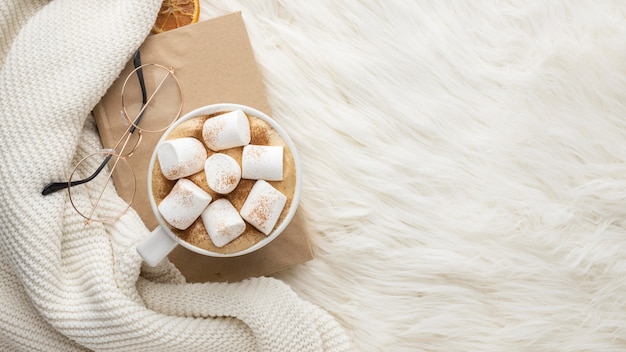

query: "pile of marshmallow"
xmin=155 ymin=110 xmax=287 ymax=248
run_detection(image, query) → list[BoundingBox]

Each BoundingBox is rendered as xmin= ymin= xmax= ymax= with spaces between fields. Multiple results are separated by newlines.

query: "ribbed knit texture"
xmin=0 ymin=1 xmax=351 ymax=351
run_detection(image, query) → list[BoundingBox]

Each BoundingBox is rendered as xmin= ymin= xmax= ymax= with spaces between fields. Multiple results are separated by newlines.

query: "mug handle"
xmin=136 ymin=226 xmax=178 ymax=267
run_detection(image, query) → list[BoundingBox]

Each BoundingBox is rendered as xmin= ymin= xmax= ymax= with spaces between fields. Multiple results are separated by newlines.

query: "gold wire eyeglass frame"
xmin=42 ymin=60 xmax=183 ymax=224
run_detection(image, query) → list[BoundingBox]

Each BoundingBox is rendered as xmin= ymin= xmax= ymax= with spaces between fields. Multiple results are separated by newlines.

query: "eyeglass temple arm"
xmin=41 ymin=50 xmax=147 ymax=196
xmin=41 ymin=154 xmax=113 ymax=195
xmin=130 ymin=50 xmax=148 ymax=134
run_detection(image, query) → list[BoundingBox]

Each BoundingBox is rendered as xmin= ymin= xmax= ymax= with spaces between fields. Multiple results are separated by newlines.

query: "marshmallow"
xmin=158 ymin=178 xmax=212 ymax=230
xmin=201 ymin=198 xmax=246 ymax=247
xmin=240 ymin=180 xmax=287 ymax=235
xmin=202 ymin=110 xmax=251 ymax=151
xmin=241 ymin=145 xmax=283 ymax=181
xmin=204 ymin=153 xmax=241 ymax=194
xmin=157 ymin=137 xmax=207 ymax=180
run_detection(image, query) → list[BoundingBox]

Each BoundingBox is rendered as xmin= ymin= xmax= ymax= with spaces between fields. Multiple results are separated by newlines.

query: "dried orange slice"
xmin=152 ymin=0 xmax=200 ymax=34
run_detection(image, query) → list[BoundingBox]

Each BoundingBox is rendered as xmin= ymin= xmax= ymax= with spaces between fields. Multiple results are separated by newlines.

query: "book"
xmin=93 ymin=12 xmax=313 ymax=282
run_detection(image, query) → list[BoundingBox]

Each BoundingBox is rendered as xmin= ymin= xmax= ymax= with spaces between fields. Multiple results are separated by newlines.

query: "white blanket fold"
xmin=0 ymin=1 xmax=350 ymax=351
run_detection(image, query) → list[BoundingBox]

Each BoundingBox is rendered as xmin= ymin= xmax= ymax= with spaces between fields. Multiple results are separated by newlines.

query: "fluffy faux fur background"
xmin=202 ymin=2 xmax=626 ymax=351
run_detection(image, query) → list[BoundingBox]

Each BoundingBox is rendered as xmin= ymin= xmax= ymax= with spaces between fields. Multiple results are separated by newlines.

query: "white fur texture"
xmin=202 ymin=1 xmax=626 ymax=351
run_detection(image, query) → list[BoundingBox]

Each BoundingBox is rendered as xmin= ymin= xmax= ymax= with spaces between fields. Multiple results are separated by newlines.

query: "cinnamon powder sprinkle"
xmin=177 ymin=185 xmax=194 ymax=207
xmin=164 ymin=155 xmax=203 ymax=180
xmin=248 ymin=194 xmax=271 ymax=228
xmin=207 ymin=165 xmax=239 ymax=193
xmin=202 ymin=118 xmax=227 ymax=150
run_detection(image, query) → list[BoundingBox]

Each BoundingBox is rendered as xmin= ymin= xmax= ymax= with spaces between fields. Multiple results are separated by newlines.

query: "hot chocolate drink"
xmin=151 ymin=110 xmax=297 ymax=255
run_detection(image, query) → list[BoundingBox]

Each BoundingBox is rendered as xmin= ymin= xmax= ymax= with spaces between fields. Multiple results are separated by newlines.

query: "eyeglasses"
xmin=42 ymin=51 xmax=183 ymax=224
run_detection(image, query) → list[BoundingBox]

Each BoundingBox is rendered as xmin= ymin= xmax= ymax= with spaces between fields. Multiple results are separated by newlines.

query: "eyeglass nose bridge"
xmin=120 ymin=128 xmax=143 ymax=158
xmin=110 ymin=120 xmax=144 ymax=159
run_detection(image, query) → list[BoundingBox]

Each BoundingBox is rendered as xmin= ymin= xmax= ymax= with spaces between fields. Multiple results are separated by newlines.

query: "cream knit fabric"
xmin=0 ymin=1 xmax=351 ymax=351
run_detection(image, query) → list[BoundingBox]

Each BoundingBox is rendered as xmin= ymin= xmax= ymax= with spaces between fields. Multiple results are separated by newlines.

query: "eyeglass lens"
xmin=68 ymin=150 xmax=135 ymax=223
xmin=121 ymin=63 xmax=182 ymax=136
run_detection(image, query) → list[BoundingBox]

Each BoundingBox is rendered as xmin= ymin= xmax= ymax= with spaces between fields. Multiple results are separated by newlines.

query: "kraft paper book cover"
xmin=93 ymin=12 xmax=313 ymax=282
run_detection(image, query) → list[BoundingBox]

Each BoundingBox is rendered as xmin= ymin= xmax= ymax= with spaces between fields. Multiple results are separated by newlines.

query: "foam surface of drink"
xmin=151 ymin=111 xmax=297 ymax=254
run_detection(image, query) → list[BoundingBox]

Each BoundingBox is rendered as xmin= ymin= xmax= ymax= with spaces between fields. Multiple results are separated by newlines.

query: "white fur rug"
xmin=202 ymin=2 xmax=626 ymax=351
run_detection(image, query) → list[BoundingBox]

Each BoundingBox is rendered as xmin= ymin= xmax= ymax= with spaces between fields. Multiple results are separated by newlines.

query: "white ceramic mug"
xmin=136 ymin=103 xmax=301 ymax=267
